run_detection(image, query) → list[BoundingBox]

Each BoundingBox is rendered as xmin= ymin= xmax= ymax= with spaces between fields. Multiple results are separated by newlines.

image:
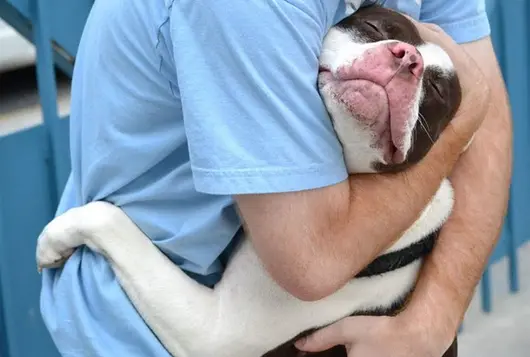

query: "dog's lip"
xmin=389 ymin=136 xmax=406 ymax=164
xmin=320 ymin=72 xmax=407 ymax=166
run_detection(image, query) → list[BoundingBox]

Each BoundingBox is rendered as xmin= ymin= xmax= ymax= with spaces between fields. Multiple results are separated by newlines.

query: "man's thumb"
xmin=295 ymin=320 xmax=352 ymax=352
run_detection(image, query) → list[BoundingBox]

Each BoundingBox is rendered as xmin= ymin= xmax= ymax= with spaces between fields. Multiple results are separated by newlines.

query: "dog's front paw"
xmin=36 ymin=209 xmax=84 ymax=272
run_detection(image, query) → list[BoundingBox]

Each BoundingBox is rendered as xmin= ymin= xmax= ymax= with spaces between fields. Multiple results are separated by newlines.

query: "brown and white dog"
xmin=36 ymin=5 xmax=462 ymax=357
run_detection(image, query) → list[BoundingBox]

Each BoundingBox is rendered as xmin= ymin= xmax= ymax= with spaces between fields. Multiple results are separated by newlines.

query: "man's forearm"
xmin=331 ymin=136 xmax=463 ymax=276
xmin=403 ymin=37 xmax=512 ymax=342
xmin=239 ymin=36 xmax=487 ymax=301
xmin=241 ymin=127 xmax=465 ymax=300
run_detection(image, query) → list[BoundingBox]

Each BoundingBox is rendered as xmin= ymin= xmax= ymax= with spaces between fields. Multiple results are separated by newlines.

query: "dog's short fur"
xmin=37 ymin=6 xmax=462 ymax=357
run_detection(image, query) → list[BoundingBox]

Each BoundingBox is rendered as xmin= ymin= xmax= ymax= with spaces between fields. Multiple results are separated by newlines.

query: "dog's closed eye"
xmin=365 ymin=20 xmax=383 ymax=38
xmin=429 ymin=79 xmax=444 ymax=98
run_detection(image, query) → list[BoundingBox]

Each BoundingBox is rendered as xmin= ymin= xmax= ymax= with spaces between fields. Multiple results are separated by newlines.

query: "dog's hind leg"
xmin=36 ymin=201 xmax=218 ymax=357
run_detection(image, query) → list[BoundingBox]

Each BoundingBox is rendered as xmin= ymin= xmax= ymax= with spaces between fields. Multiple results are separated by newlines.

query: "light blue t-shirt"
xmin=40 ymin=0 xmax=490 ymax=356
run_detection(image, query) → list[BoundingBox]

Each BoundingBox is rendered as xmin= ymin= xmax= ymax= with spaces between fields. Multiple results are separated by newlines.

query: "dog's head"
xmin=319 ymin=6 xmax=462 ymax=173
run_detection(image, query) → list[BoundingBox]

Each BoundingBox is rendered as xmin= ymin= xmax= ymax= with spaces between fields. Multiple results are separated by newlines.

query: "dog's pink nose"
xmin=389 ymin=43 xmax=424 ymax=78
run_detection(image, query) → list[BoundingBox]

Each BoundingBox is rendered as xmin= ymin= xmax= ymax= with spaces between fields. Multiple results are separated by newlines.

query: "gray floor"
xmin=459 ymin=243 xmax=530 ymax=357
xmin=1 ymin=67 xmax=529 ymax=356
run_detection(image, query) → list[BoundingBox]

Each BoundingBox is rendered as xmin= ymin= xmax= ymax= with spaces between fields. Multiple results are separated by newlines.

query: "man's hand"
xmin=295 ymin=314 xmax=448 ymax=357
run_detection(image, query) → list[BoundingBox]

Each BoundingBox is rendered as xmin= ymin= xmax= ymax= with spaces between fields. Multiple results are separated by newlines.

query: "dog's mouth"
xmin=318 ymin=66 xmax=330 ymax=74
xmin=318 ymin=66 xmax=405 ymax=165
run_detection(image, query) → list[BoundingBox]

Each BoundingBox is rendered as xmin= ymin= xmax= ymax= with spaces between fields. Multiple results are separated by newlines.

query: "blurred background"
xmin=0 ymin=19 xmax=71 ymax=134
xmin=0 ymin=0 xmax=529 ymax=356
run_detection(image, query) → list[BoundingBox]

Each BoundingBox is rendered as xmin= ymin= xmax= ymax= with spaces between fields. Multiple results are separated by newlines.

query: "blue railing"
xmin=0 ymin=0 xmax=528 ymax=356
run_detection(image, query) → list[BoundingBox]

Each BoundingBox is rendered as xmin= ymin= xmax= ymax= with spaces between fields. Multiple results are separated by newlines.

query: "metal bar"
xmin=499 ymin=0 xmax=529 ymax=296
xmin=0 ymin=236 xmax=9 ymax=357
xmin=31 ymin=0 xmax=60 ymax=206
xmin=507 ymin=202 xmax=519 ymax=293
xmin=0 ymin=1 xmax=75 ymax=75
xmin=481 ymin=268 xmax=492 ymax=313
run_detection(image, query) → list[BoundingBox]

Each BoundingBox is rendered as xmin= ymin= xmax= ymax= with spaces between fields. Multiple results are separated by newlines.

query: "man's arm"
xmin=294 ymin=33 xmax=511 ymax=357
xmin=237 ymin=132 xmax=466 ymax=301
xmin=237 ymin=28 xmax=490 ymax=302
xmin=400 ymin=35 xmax=512 ymax=344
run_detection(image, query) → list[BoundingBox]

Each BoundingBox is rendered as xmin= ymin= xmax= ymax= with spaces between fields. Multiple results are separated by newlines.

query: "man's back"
xmin=64 ymin=0 xmax=239 ymax=285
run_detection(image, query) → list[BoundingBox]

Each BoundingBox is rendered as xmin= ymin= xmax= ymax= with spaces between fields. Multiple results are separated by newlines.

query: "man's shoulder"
xmin=182 ymin=0 xmax=346 ymax=33
xmin=418 ymin=0 xmax=490 ymax=43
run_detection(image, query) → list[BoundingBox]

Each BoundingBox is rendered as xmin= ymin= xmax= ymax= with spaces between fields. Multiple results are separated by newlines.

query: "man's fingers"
xmin=295 ymin=321 xmax=350 ymax=352
xmin=295 ymin=317 xmax=371 ymax=352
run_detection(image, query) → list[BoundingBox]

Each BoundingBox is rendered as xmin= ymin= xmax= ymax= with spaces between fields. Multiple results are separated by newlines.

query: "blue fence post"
xmin=507 ymin=203 xmax=520 ymax=294
xmin=481 ymin=268 xmax=492 ymax=313
xmin=31 ymin=0 xmax=61 ymax=206
xmin=497 ymin=0 xmax=530 ymax=296
xmin=0 ymin=1 xmax=71 ymax=356
xmin=0 ymin=273 xmax=9 ymax=357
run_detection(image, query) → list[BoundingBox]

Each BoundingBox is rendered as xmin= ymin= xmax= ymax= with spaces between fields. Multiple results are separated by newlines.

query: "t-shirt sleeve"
xmin=169 ymin=0 xmax=347 ymax=195
xmin=419 ymin=0 xmax=491 ymax=44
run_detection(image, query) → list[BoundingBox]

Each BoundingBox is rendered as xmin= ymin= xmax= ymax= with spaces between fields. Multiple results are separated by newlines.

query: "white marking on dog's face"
xmin=318 ymin=8 xmax=461 ymax=174
xmin=417 ymin=43 xmax=454 ymax=73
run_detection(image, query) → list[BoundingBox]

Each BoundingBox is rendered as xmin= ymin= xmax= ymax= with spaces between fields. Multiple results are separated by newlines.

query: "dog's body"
xmin=37 ymin=6 xmax=463 ymax=357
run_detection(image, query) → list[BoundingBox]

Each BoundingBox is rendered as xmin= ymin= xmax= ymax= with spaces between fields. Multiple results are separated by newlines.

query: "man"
xmin=40 ymin=1 xmax=511 ymax=357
